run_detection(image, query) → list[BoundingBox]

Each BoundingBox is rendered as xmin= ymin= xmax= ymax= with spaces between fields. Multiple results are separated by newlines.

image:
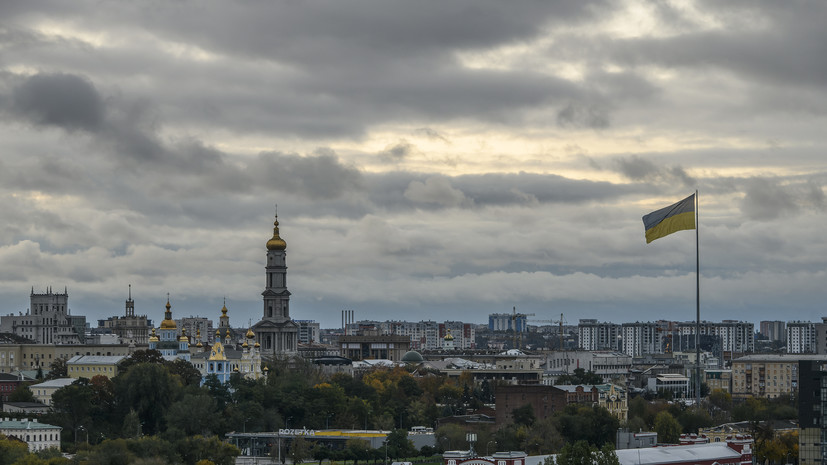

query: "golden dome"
xmin=149 ymin=327 xmax=159 ymax=342
xmin=197 ymin=341 xmax=203 ymax=348
xmin=221 ymin=298 xmax=228 ymax=316
xmin=246 ymin=328 xmax=255 ymax=339
xmin=254 ymin=341 xmax=260 ymax=348
xmin=160 ymin=299 xmax=176 ymax=329
xmin=225 ymin=329 xmax=231 ymax=338
xmin=266 ymin=216 xmax=287 ymax=251
xmin=179 ymin=328 xmax=189 ymax=342
xmin=242 ymin=340 xmax=249 ymax=348
xmin=444 ymin=329 xmax=454 ymax=341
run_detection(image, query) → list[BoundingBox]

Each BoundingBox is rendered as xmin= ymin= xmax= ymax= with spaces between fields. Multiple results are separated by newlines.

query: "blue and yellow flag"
xmin=642 ymin=194 xmax=696 ymax=243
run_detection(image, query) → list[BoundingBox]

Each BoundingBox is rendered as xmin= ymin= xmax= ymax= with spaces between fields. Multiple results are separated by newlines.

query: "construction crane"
xmin=511 ymin=307 xmax=535 ymax=350
xmin=657 ymin=321 xmax=677 ymax=354
xmin=528 ymin=313 xmax=567 ymax=350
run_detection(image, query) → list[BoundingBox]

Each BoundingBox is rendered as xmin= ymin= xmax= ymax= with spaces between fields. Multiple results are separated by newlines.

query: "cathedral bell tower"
xmin=253 ymin=211 xmax=299 ymax=355
xmin=263 ymin=215 xmax=290 ymax=320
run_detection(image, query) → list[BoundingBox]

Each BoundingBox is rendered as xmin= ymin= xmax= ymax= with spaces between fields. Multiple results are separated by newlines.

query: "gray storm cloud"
xmin=11 ymin=73 xmax=104 ymax=131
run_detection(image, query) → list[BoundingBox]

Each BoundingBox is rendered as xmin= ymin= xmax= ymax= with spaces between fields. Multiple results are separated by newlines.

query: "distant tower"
xmin=125 ymin=285 xmax=135 ymax=317
xmin=219 ymin=299 xmax=230 ymax=330
xmin=253 ymin=210 xmax=298 ymax=355
xmin=158 ymin=298 xmax=178 ymax=357
xmin=442 ymin=329 xmax=455 ymax=351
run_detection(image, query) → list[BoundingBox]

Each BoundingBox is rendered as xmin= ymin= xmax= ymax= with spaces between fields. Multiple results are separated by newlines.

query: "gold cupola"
xmin=246 ymin=328 xmax=255 ymax=339
xmin=160 ymin=298 xmax=176 ymax=330
xmin=179 ymin=328 xmax=189 ymax=343
xmin=149 ymin=327 xmax=159 ymax=343
xmin=265 ymin=215 xmax=287 ymax=251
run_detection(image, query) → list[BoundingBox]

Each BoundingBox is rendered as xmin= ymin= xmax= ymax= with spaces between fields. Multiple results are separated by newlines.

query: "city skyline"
xmin=1 ymin=2 xmax=827 ymax=329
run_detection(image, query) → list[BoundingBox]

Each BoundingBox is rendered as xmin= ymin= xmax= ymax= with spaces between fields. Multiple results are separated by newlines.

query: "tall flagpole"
xmin=695 ymin=189 xmax=701 ymax=408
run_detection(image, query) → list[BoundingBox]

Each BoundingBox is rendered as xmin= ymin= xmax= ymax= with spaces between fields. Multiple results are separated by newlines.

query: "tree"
xmin=553 ymin=440 xmax=595 ymax=465
xmin=0 ymin=434 xmax=28 ymax=465
xmin=289 ymin=436 xmax=313 ymax=465
xmin=554 ymin=405 xmax=619 ymax=447
xmin=512 ymin=404 xmax=535 ymax=427
xmin=556 ymin=368 xmax=602 ymax=385
xmin=122 ymin=410 xmax=142 ymax=439
xmin=653 ymin=411 xmax=682 ymax=444
xmin=176 ymin=435 xmax=240 ymax=465
xmin=523 ymin=417 xmax=563 ymax=455
xmin=114 ymin=363 xmax=180 ymax=435
xmin=385 ymin=428 xmax=416 ymax=459
xmin=165 ymin=393 xmax=219 ymax=437
xmin=596 ymin=443 xmax=621 ymax=465
xmin=9 ymin=384 xmax=36 ymax=403
xmin=436 ymin=424 xmax=467 ymax=452
xmin=167 ymin=359 xmax=203 ymax=387
xmin=46 ymin=358 xmax=68 ymax=380
xmin=51 ymin=380 xmax=93 ymax=443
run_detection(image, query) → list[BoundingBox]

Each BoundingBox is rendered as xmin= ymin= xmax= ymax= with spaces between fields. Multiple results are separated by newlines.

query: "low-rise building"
xmin=596 ymin=384 xmax=628 ymax=421
xmin=66 ymin=355 xmax=125 ymax=379
xmin=339 ymin=334 xmax=410 ymax=362
xmin=30 ymin=378 xmax=76 ymax=405
xmin=705 ymin=369 xmax=732 ymax=394
xmin=495 ymin=384 xmax=599 ymax=425
xmin=647 ymin=373 xmax=690 ymax=398
xmin=0 ymin=418 xmax=61 ymax=452
xmin=2 ymin=402 xmax=49 ymax=414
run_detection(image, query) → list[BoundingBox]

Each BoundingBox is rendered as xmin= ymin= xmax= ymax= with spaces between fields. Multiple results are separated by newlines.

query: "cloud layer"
xmin=0 ymin=1 xmax=826 ymax=328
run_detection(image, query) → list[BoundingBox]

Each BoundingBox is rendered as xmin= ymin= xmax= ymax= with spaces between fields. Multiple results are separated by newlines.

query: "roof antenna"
xmin=128 ymin=284 xmax=132 ymax=301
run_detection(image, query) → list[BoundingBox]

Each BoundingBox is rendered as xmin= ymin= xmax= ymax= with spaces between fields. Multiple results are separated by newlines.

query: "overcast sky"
xmin=1 ymin=1 xmax=826 ymax=331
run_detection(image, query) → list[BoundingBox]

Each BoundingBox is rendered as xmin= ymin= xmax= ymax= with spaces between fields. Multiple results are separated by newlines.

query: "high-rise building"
xmin=621 ymin=322 xmax=661 ymax=357
xmin=578 ymin=319 xmax=621 ymax=351
xmin=0 ymin=287 xmax=86 ymax=344
xmin=788 ymin=321 xmax=816 ymax=354
xmin=489 ymin=313 xmax=527 ymax=332
xmin=98 ymin=286 xmax=151 ymax=345
xmin=799 ymin=359 xmax=827 ymax=465
xmin=252 ymin=213 xmax=299 ymax=355
xmin=675 ymin=320 xmax=754 ymax=355
xmin=760 ymin=321 xmax=786 ymax=342
xmin=295 ymin=320 xmax=321 ymax=344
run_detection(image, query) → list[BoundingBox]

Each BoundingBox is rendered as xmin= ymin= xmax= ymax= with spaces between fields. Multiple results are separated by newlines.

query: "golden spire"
xmin=160 ymin=295 xmax=176 ymax=329
xmin=265 ymin=210 xmax=287 ymax=251
xmin=221 ymin=297 xmax=228 ymax=316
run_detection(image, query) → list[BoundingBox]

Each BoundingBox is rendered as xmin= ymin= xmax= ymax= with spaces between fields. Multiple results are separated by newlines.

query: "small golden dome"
xmin=149 ymin=327 xmax=159 ymax=343
xmin=179 ymin=328 xmax=189 ymax=342
xmin=264 ymin=366 xmax=269 ymax=372
xmin=197 ymin=341 xmax=203 ymax=348
xmin=225 ymin=329 xmax=231 ymax=338
xmin=266 ymin=216 xmax=287 ymax=251
xmin=215 ymin=329 xmax=221 ymax=337
xmin=243 ymin=340 xmax=249 ymax=348
xmin=444 ymin=329 xmax=454 ymax=341
xmin=246 ymin=328 xmax=255 ymax=339
xmin=221 ymin=298 xmax=228 ymax=316
xmin=254 ymin=341 xmax=260 ymax=348
xmin=160 ymin=299 xmax=176 ymax=329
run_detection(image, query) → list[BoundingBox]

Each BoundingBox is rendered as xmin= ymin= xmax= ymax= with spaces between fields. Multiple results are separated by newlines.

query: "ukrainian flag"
xmin=642 ymin=194 xmax=696 ymax=243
